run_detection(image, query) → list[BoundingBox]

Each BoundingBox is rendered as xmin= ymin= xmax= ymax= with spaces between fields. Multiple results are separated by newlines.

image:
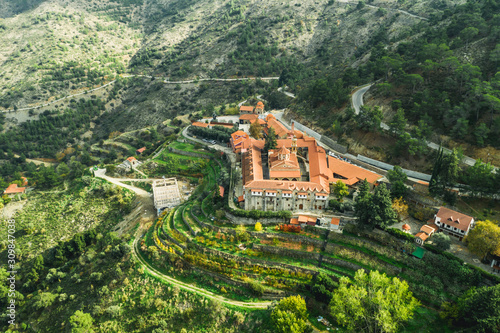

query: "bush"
xmin=385 ymin=228 xmax=415 ymax=242
xmin=248 ymin=280 xmax=265 ymax=296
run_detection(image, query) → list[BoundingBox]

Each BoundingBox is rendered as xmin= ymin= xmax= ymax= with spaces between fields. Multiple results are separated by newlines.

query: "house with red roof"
xmin=239 ymin=105 xmax=255 ymax=114
xmin=3 ymin=184 xmax=26 ymax=197
xmin=432 ymin=207 xmax=475 ymax=241
xmin=330 ymin=217 xmax=340 ymax=230
xmin=415 ymin=223 xmax=438 ymax=245
xmin=136 ymin=147 xmax=146 ymax=155
xmin=124 ymin=156 xmax=139 ymax=169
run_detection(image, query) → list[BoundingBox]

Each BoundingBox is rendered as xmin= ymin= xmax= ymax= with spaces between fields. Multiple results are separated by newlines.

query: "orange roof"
xmin=238 ymin=195 xmax=245 ymax=202
xmin=252 ymin=118 xmax=266 ymax=125
xmin=266 ymin=190 xmax=277 ymax=193
xmin=420 ymin=224 xmax=437 ymax=235
xmin=282 ymin=190 xmax=292 ymax=194
xmin=4 ymin=184 xmax=26 ymax=194
xmin=255 ymin=101 xmax=264 ymax=109
xmin=239 ymin=106 xmax=254 ymax=112
xmin=298 ymin=215 xmax=316 ymax=223
xmin=402 ymin=224 xmax=411 ymax=230
xmin=415 ymin=232 xmax=429 ymax=241
xmin=219 ymin=186 xmax=225 ymax=197
xmin=240 ymin=114 xmax=259 ymax=120
xmin=331 ymin=218 xmax=340 ymax=225
xmin=298 ymin=192 xmax=308 ymax=196
xmin=267 ymin=117 xmax=289 ymax=138
xmin=126 ymin=156 xmax=137 ymax=162
xmin=436 ymin=207 xmax=474 ymax=232
xmin=290 ymin=218 xmax=299 ymax=225
xmin=328 ymin=157 xmax=382 ymax=185
xmin=266 ymin=114 xmax=276 ymax=122
xmin=21 ymin=177 xmax=28 ymax=186
xmin=417 ymin=181 xmax=429 ymax=185
xmin=192 ymin=121 xmax=209 ymax=128
xmin=136 ymin=147 xmax=146 ymax=153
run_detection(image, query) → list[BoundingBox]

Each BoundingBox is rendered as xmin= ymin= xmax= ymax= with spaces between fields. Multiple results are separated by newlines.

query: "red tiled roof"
xmin=219 ymin=186 xmax=224 ymax=197
xmin=290 ymin=218 xmax=299 ymax=225
xmin=420 ymin=224 xmax=438 ymax=235
xmin=256 ymin=101 xmax=264 ymax=109
xmin=328 ymin=157 xmax=382 ymax=185
xmin=415 ymin=232 xmax=429 ymax=241
xmin=298 ymin=215 xmax=316 ymax=223
xmin=331 ymin=218 xmax=340 ymax=225
xmin=4 ymin=184 xmax=26 ymax=194
xmin=267 ymin=117 xmax=289 ymax=138
xmin=191 ymin=121 xmax=209 ymax=128
xmin=436 ymin=207 xmax=474 ymax=232
xmin=240 ymin=114 xmax=259 ymax=120
xmin=238 ymin=195 xmax=245 ymax=202
xmin=402 ymin=224 xmax=411 ymax=230
xmin=239 ymin=106 xmax=254 ymax=112
xmin=136 ymin=147 xmax=146 ymax=153
xmin=126 ymin=156 xmax=137 ymax=162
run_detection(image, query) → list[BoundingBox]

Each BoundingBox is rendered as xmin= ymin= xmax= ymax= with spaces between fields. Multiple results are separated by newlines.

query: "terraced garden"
xmin=137 ymin=144 xmax=499 ymax=330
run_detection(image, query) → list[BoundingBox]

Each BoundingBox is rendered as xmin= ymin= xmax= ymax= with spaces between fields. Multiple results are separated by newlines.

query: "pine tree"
xmin=265 ymin=127 xmax=277 ymax=151
xmin=372 ymin=183 xmax=398 ymax=228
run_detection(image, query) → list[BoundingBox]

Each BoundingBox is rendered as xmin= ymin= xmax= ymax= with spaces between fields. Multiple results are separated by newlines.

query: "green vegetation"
xmin=330 ymin=270 xmax=420 ymax=333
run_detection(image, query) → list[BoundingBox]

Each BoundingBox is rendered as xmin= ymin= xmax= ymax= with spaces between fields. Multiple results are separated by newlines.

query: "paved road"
xmin=351 ymin=84 xmax=491 ymax=167
xmin=277 ymin=87 xmax=296 ymax=98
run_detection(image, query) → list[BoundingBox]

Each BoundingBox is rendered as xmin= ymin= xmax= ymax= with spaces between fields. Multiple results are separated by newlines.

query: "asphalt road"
xmin=350 ymin=84 xmax=488 ymax=167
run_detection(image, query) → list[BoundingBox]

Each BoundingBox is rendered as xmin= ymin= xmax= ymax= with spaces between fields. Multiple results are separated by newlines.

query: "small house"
xmin=124 ymin=156 xmax=139 ymax=169
xmin=415 ymin=223 xmax=438 ymax=245
xmin=3 ymin=184 xmax=26 ymax=197
xmin=330 ymin=217 xmax=340 ymax=231
xmin=402 ymin=224 xmax=411 ymax=233
xmin=136 ymin=147 xmax=146 ymax=155
xmin=433 ymin=207 xmax=474 ymax=241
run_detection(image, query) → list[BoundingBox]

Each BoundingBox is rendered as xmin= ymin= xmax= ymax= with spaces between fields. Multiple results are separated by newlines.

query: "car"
xmin=210 ymin=140 xmax=216 ymax=144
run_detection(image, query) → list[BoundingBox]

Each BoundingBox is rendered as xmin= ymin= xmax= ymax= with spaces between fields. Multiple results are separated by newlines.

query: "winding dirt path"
xmin=131 ymin=231 xmax=272 ymax=309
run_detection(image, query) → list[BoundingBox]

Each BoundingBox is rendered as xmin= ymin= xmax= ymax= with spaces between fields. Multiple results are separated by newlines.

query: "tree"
xmin=333 ymin=180 xmax=349 ymax=202
xmin=432 ymin=233 xmax=451 ymax=251
xmin=457 ymin=284 xmax=500 ymax=332
xmin=387 ymin=166 xmax=408 ymax=198
xmin=354 ymin=180 xmax=374 ymax=228
xmin=389 ymin=109 xmax=407 ymax=137
xmin=372 ymin=183 xmax=398 ymax=228
xmin=330 ymin=270 xmax=419 ymax=333
xmin=254 ymin=222 xmax=262 ymax=231
xmin=356 ymin=105 xmax=383 ymax=132
xmin=56 ymin=162 xmax=70 ymax=177
xmin=474 ymin=123 xmax=489 ymax=147
xmin=249 ymin=121 xmax=263 ymax=139
xmin=265 ymin=127 xmax=277 ymax=151
xmin=69 ymin=310 xmax=94 ymax=333
xmin=465 ymin=220 xmax=500 ymax=260
xmin=392 ymin=197 xmax=408 ymax=222
xmin=271 ymin=295 xmax=310 ymax=333
xmin=460 ymin=27 xmax=479 ymax=50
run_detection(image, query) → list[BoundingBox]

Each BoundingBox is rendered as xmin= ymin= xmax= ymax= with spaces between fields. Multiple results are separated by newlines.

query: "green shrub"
xmin=385 ymin=228 xmax=415 ymax=242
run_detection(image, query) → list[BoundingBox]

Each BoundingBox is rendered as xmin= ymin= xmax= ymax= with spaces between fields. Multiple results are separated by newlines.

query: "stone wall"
xmin=224 ymin=211 xmax=286 ymax=225
xmin=252 ymin=244 xmax=321 ymax=261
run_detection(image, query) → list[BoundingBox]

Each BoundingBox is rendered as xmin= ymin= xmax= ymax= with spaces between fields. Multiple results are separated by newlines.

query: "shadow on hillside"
xmin=0 ymin=0 xmax=46 ymax=18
